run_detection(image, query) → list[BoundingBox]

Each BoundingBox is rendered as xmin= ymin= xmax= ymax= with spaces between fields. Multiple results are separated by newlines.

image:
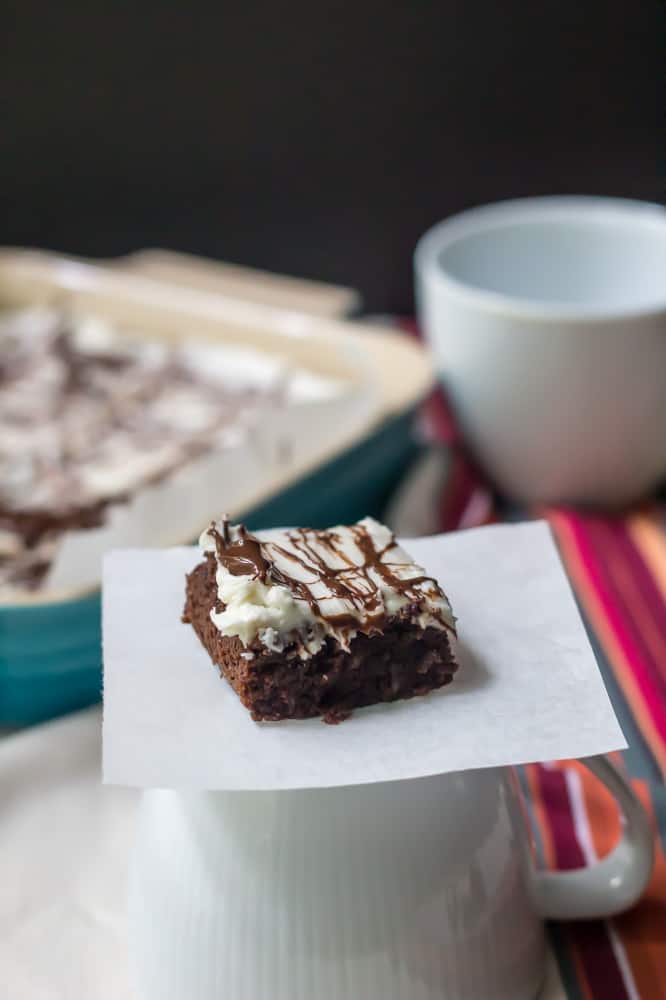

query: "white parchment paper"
xmin=102 ymin=521 xmax=625 ymax=790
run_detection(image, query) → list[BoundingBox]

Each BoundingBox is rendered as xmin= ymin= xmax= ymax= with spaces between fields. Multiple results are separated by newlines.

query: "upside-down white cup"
xmin=415 ymin=197 xmax=666 ymax=507
xmin=128 ymin=758 xmax=652 ymax=1000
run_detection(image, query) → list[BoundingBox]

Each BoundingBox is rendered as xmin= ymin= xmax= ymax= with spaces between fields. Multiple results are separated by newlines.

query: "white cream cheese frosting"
xmin=200 ymin=517 xmax=455 ymax=657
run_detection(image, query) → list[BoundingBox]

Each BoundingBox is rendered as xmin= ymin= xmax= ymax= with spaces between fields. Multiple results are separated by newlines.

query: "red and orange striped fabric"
xmin=426 ymin=391 xmax=666 ymax=998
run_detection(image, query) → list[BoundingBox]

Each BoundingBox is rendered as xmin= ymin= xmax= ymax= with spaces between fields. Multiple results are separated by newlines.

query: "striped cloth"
xmin=421 ymin=387 xmax=666 ymax=999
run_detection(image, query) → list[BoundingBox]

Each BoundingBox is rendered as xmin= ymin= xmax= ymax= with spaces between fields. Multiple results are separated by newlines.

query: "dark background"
xmin=2 ymin=1 xmax=663 ymax=312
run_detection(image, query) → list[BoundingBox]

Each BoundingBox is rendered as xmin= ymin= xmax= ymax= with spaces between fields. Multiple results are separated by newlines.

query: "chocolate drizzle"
xmin=212 ymin=522 xmax=270 ymax=579
xmin=209 ymin=518 xmax=455 ymax=636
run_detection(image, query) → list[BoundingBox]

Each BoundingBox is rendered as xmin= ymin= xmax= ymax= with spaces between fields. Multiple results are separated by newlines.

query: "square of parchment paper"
xmin=102 ymin=521 xmax=624 ymax=790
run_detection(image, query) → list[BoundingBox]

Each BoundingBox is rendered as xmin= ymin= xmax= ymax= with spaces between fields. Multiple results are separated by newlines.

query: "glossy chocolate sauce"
xmin=212 ymin=521 xmax=270 ymax=579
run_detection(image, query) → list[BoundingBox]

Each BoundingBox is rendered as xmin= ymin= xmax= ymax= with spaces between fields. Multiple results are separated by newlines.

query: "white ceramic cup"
xmin=415 ymin=197 xmax=666 ymax=507
xmin=128 ymin=757 xmax=653 ymax=1000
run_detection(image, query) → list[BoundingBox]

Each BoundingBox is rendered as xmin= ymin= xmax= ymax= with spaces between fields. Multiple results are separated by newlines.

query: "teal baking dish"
xmin=0 ymin=251 xmax=432 ymax=725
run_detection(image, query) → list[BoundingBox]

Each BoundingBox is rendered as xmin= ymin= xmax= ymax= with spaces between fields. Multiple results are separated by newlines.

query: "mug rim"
xmin=415 ymin=195 xmax=666 ymax=324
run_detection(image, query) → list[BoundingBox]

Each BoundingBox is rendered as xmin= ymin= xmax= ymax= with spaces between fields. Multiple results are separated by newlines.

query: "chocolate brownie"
xmin=183 ymin=517 xmax=458 ymax=722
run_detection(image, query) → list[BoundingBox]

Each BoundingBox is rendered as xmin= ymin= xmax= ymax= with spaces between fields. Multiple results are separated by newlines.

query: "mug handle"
xmin=528 ymin=755 xmax=654 ymax=921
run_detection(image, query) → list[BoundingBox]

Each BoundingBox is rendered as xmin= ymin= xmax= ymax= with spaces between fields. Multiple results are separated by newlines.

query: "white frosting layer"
xmin=208 ymin=570 xmax=321 ymax=652
xmin=200 ymin=517 xmax=455 ymax=656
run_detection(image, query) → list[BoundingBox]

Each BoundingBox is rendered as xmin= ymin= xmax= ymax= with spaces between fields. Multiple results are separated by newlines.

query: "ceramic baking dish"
xmin=0 ymin=248 xmax=432 ymax=723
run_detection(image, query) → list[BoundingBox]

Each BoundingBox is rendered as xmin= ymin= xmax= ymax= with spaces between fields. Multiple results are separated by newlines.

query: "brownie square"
xmin=183 ymin=551 xmax=457 ymax=723
xmin=183 ymin=516 xmax=459 ymax=722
